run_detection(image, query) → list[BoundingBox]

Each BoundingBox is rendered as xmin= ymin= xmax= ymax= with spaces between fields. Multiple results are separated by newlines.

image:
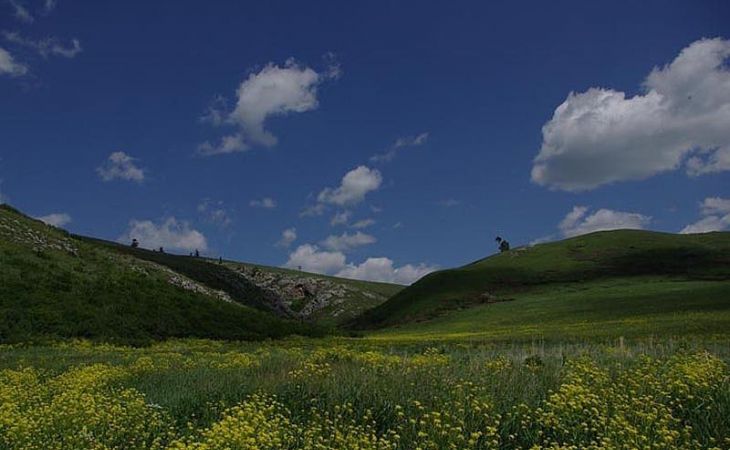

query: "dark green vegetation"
xmin=83 ymin=237 xmax=287 ymax=314
xmin=352 ymin=230 xmax=730 ymax=335
xmin=0 ymin=205 xmax=329 ymax=344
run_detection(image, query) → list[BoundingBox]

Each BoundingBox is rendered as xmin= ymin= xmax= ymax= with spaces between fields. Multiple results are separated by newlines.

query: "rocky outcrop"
xmin=230 ymin=265 xmax=389 ymax=320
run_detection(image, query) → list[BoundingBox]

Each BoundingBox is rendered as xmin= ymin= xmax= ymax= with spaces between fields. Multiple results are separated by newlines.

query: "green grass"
xmin=0 ymin=205 xmax=327 ymax=344
xmin=1 ymin=338 xmax=728 ymax=449
xmin=351 ymin=230 xmax=730 ymax=329
xmin=81 ymin=222 xmax=401 ymax=325
xmin=371 ymin=277 xmax=730 ymax=342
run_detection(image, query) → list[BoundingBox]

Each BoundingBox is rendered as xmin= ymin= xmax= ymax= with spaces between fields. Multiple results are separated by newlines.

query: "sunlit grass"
xmin=1 ymin=338 xmax=728 ymax=449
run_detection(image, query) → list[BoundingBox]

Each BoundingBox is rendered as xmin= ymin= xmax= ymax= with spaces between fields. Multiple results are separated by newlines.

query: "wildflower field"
xmin=1 ymin=338 xmax=729 ymax=449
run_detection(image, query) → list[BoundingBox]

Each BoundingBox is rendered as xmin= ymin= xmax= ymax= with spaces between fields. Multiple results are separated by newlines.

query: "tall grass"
xmin=1 ymin=338 xmax=728 ymax=449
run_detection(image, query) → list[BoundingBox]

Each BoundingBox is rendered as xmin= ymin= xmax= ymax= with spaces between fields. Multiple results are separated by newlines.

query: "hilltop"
xmin=0 ymin=204 xmax=399 ymax=343
xmin=351 ymin=229 xmax=730 ymax=336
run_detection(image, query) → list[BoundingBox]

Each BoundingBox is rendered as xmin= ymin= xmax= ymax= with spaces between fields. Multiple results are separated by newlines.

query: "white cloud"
xmin=199 ymin=58 xmax=338 ymax=155
xmin=8 ymin=0 xmax=33 ymax=23
xmin=249 ymin=197 xmax=277 ymax=209
xmin=284 ymin=244 xmax=436 ymax=285
xmin=199 ymin=95 xmax=228 ymax=126
xmin=330 ymin=210 xmax=351 ymax=226
xmin=42 ymin=0 xmax=56 ymax=14
xmin=336 ymin=257 xmax=437 ymax=285
xmin=119 ymin=217 xmax=207 ymax=252
xmin=97 ymin=151 xmax=145 ymax=183
xmin=680 ymin=197 xmax=730 ymax=234
xmin=370 ymin=132 xmax=429 ymax=163
xmin=320 ymin=231 xmax=376 ymax=252
xmin=197 ymin=199 xmax=232 ymax=227
xmin=300 ymin=203 xmax=326 ymax=217
xmin=680 ymin=215 xmax=730 ymax=234
xmin=284 ymin=244 xmax=346 ymax=274
xmin=317 ymin=166 xmax=382 ymax=206
xmin=198 ymin=133 xmax=247 ymax=156
xmin=532 ymin=38 xmax=730 ymax=191
xmin=276 ymin=227 xmax=297 ymax=248
xmin=0 ymin=46 xmax=27 ymax=76
xmin=699 ymin=197 xmax=730 ymax=216
xmin=3 ymin=32 xmax=82 ymax=59
xmin=558 ymin=206 xmax=651 ymax=237
xmin=352 ymin=218 xmax=375 ymax=229
xmin=36 ymin=212 xmax=71 ymax=227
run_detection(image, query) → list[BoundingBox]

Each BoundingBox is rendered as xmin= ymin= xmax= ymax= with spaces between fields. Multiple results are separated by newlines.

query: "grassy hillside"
xmin=352 ymin=230 xmax=730 ymax=331
xmin=83 ymin=238 xmax=401 ymax=325
xmin=371 ymin=277 xmax=730 ymax=341
xmin=0 ymin=204 xmax=326 ymax=344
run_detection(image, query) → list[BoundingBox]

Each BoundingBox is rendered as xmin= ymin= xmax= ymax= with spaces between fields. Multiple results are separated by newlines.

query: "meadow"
xmin=1 ymin=337 xmax=729 ymax=450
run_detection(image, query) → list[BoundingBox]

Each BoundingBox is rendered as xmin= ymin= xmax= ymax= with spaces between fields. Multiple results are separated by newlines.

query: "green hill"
xmin=351 ymin=230 xmax=730 ymax=337
xmin=0 ymin=204 xmax=396 ymax=343
xmin=83 ymin=238 xmax=401 ymax=325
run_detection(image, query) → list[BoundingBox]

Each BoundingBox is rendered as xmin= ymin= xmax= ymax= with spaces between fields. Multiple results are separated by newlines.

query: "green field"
xmin=1 ymin=338 xmax=728 ymax=449
xmin=372 ymin=278 xmax=730 ymax=342
xmin=2 ymin=204 xmax=730 ymax=449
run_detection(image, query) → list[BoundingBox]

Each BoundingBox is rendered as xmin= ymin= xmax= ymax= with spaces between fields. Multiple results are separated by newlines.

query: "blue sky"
xmin=1 ymin=0 xmax=729 ymax=284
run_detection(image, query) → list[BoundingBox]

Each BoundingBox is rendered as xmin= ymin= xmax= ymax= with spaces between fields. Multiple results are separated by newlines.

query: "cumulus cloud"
xmin=300 ymin=203 xmax=326 ymax=217
xmin=119 ymin=218 xmax=207 ymax=252
xmin=532 ymin=38 xmax=730 ymax=191
xmin=317 ymin=166 xmax=382 ymax=206
xmin=370 ymin=132 xmax=429 ymax=163
xmin=559 ymin=206 xmax=651 ymax=237
xmin=320 ymin=231 xmax=376 ymax=252
xmin=284 ymin=244 xmax=436 ymax=285
xmin=351 ymin=218 xmax=375 ymax=229
xmin=3 ymin=32 xmax=82 ymax=58
xmin=284 ymin=244 xmax=346 ymax=274
xmin=199 ymin=58 xmax=338 ymax=155
xmin=8 ymin=0 xmax=33 ymax=23
xmin=680 ymin=197 xmax=730 ymax=234
xmin=249 ymin=197 xmax=277 ymax=209
xmin=0 ymin=46 xmax=27 ymax=76
xmin=36 ymin=212 xmax=71 ymax=227
xmin=699 ymin=197 xmax=730 ymax=216
xmin=197 ymin=199 xmax=232 ymax=227
xmin=97 ymin=151 xmax=145 ymax=183
xmin=336 ymin=258 xmax=437 ymax=285
xmin=330 ymin=210 xmax=351 ymax=226
xmin=276 ymin=227 xmax=297 ymax=248
xmin=198 ymin=134 xmax=247 ymax=156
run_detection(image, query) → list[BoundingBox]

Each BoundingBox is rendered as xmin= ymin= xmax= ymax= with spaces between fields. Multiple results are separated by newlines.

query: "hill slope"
xmin=351 ymin=230 xmax=730 ymax=331
xmin=83 ymin=239 xmax=401 ymax=325
xmin=0 ymin=205 xmax=332 ymax=343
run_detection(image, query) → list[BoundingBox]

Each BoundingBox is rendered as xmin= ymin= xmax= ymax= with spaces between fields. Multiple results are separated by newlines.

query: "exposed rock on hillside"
xmin=231 ymin=265 xmax=390 ymax=320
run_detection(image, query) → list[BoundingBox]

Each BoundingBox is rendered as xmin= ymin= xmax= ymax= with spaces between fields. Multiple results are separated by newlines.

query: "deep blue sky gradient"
xmin=1 ymin=0 xmax=729 ymax=269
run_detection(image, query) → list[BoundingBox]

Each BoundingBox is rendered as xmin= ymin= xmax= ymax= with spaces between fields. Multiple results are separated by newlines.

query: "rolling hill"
xmin=351 ymin=230 xmax=730 ymax=339
xmin=0 ymin=204 xmax=399 ymax=343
